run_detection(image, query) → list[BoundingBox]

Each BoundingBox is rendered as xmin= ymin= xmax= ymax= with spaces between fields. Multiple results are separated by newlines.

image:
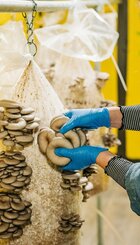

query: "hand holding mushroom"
xmin=55 ymin=146 xmax=108 ymax=171
xmin=59 ymin=108 xmax=111 ymax=134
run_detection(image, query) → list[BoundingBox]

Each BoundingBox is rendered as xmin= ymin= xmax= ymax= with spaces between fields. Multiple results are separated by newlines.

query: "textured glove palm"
xmin=55 ymin=145 xmax=108 ymax=171
xmin=60 ymin=108 xmax=110 ymax=134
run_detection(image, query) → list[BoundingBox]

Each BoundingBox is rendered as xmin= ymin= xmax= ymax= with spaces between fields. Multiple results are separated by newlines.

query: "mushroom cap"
xmin=37 ymin=127 xmax=55 ymax=155
xmin=47 ymin=137 xmax=73 ymax=166
xmin=50 ymin=115 xmax=69 ymax=132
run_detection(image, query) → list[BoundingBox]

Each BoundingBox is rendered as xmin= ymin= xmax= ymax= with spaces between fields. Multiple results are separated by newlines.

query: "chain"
xmin=22 ymin=0 xmax=37 ymax=56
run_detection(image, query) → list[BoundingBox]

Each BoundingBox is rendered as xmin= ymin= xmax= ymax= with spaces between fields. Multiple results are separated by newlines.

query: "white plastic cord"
xmin=111 ymin=54 xmax=127 ymax=91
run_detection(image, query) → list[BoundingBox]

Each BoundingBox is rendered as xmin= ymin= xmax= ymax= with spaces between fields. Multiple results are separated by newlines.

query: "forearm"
xmin=107 ymin=105 xmax=140 ymax=130
xmin=96 ymin=151 xmax=133 ymax=188
xmin=108 ymin=106 xmax=122 ymax=128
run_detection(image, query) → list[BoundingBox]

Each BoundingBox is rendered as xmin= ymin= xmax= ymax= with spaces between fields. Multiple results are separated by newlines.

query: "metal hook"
xmin=22 ymin=0 xmax=37 ymax=57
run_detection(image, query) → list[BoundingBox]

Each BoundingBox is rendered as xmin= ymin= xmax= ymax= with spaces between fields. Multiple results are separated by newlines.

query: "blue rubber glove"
xmin=55 ymin=145 xmax=108 ymax=171
xmin=60 ymin=108 xmax=110 ymax=134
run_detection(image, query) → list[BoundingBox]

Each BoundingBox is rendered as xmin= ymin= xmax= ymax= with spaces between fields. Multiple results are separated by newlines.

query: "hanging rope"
xmin=22 ymin=0 xmax=37 ymax=56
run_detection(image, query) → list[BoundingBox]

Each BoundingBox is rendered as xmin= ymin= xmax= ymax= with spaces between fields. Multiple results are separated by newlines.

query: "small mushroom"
xmin=11 ymin=201 xmax=25 ymax=211
xmin=6 ymin=108 xmax=20 ymax=114
xmin=0 ymin=100 xmax=21 ymax=109
xmin=21 ymin=107 xmax=34 ymax=115
xmin=4 ymin=211 xmax=19 ymax=220
xmin=2 ymin=176 xmax=16 ymax=184
xmin=15 ymin=135 xmax=34 ymax=143
xmin=5 ymin=112 xmax=21 ymax=119
xmin=95 ymin=72 xmax=109 ymax=89
xmin=12 ymin=228 xmax=23 ymax=238
xmin=5 ymin=118 xmax=26 ymax=131
xmin=22 ymin=112 xmax=35 ymax=121
xmin=3 ymin=158 xmax=20 ymax=165
xmin=26 ymin=122 xmax=39 ymax=130
xmin=8 ymin=130 xmax=23 ymax=136
xmin=0 ymin=222 xmax=9 ymax=233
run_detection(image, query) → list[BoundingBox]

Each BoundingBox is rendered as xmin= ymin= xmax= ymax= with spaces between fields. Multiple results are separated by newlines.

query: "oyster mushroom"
xmin=58 ymin=213 xmax=84 ymax=233
xmin=50 ymin=115 xmax=69 ymax=132
xmin=5 ymin=118 xmax=26 ymax=131
xmin=37 ymin=128 xmax=55 ymax=155
xmin=50 ymin=115 xmax=86 ymax=147
xmin=47 ymin=137 xmax=73 ymax=166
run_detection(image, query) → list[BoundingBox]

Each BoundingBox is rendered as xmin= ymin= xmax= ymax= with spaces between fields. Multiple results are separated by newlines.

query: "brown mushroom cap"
xmin=50 ymin=115 xmax=69 ymax=132
xmin=37 ymin=127 xmax=55 ymax=155
xmin=46 ymin=137 xmax=73 ymax=166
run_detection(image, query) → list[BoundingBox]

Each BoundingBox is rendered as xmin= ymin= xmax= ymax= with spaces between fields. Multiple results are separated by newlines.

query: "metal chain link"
xmin=22 ymin=0 xmax=37 ymax=56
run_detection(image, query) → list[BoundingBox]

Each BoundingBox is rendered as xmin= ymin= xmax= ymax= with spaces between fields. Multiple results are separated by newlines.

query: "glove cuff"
xmin=98 ymin=108 xmax=111 ymax=128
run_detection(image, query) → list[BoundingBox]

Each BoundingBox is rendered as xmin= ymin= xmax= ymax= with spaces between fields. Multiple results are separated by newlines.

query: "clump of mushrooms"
xmin=38 ymin=115 xmax=97 ymax=202
xmin=102 ymin=131 xmax=121 ymax=147
xmin=0 ymin=193 xmax=31 ymax=239
xmin=58 ymin=213 xmax=84 ymax=233
xmin=0 ymin=100 xmax=40 ymax=151
xmin=0 ymin=151 xmax=32 ymax=193
xmin=38 ymin=115 xmax=87 ymax=166
xmin=66 ymin=77 xmax=90 ymax=108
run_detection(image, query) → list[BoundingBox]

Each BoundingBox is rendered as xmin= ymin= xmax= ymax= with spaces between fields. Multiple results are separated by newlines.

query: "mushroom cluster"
xmin=38 ymin=115 xmax=87 ymax=166
xmin=102 ymin=131 xmax=121 ymax=147
xmin=0 ymin=100 xmax=39 ymax=150
xmin=0 ymin=100 xmax=40 ymax=240
xmin=83 ymin=165 xmax=98 ymax=178
xmin=0 ymin=151 xmax=32 ymax=193
xmin=38 ymin=115 xmax=98 ymax=203
xmin=66 ymin=77 xmax=89 ymax=108
xmin=0 ymin=193 xmax=31 ymax=239
xmin=61 ymin=171 xmax=93 ymax=199
xmin=61 ymin=172 xmax=84 ymax=192
xmin=58 ymin=213 xmax=84 ymax=233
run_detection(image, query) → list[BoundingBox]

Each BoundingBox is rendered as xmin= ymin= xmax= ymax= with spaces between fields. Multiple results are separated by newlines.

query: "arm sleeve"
xmin=105 ymin=157 xmax=140 ymax=216
xmin=120 ymin=105 xmax=140 ymax=130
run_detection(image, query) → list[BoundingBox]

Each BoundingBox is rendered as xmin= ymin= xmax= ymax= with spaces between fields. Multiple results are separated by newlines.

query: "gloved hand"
xmin=60 ymin=108 xmax=110 ymax=134
xmin=55 ymin=145 xmax=108 ymax=171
